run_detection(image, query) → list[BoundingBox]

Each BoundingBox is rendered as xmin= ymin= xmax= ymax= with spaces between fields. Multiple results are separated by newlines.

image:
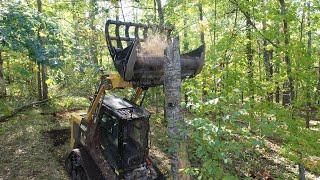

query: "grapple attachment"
xmin=105 ymin=20 xmax=204 ymax=88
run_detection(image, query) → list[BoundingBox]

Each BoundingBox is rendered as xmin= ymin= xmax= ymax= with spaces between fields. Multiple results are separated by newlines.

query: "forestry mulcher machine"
xmin=65 ymin=20 xmax=204 ymax=180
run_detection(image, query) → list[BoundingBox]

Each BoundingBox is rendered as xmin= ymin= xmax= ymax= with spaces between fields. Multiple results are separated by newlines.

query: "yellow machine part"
xmin=107 ymin=73 xmax=133 ymax=89
xmin=86 ymin=73 xmax=133 ymax=124
xmin=69 ymin=111 xmax=86 ymax=148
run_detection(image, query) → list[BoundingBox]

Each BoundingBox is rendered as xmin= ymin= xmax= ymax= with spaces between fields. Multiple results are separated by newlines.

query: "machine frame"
xmin=66 ymin=73 xmax=163 ymax=180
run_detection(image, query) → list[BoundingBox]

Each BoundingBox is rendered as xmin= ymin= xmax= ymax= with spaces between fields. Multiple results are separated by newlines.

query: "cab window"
xmin=100 ymin=113 xmax=118 ymax=148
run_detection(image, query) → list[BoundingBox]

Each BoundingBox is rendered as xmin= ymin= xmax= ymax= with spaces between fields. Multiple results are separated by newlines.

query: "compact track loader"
xmin=65 ymin=20 xmax=204 ymax=180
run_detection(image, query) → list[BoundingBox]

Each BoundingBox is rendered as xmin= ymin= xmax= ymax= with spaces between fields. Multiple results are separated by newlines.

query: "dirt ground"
xmin=0 ymin=109 xmax=69 ymax=179
xmin=0 ymin=108 xmax=170 ymax=180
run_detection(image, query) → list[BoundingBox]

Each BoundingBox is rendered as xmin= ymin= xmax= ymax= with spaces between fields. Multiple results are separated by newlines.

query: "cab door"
xmin=99 ymin=109 xmax=121 ymax=168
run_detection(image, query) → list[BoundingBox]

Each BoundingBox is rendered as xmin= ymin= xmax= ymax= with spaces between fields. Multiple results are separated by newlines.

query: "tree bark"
xmin=155 ymin=0 xmax=164 ymax=26
xmin=36 ymin=0 xmax=43 ymax=101
xmin=37 ymin=63 xmax=42 ymax=100
xmin=279 ymin=0 xmax=294 ymax=106
xmin=164 ymin=38 xmax=190 ymax=180
xmin=89 ymin=0 xmax=98 ymax=64
xmin=37 ymin=0 xmax=48 ymax=100
xmin=318 ymin=59 xmax=320 ymax=105
xmin=306 ymin=1 xmax=312 ymax=128
xmin=307 ymin=2 xmax=311 ymax=56
xmin=263 ymin=0 xmax=273 ymax=102
xmin=71 ymin=0 xmax=80 ymax=62
xmin=153 ymin=0 xmax=157 ymax=22
xmin=41 ymin=64 xmax=48 ymax=100
xmin=275 ymin=30 xmax=281 ymax=103
xmin=246 ymin=12 xmax=254 ymax=102
xmin=199 ymin=4 xmax=205 ymax=45
xmin=0 ymin=50 xmax=5 ymax=98
xmin=183 ymin=17 xmax=189 ymax=107
xmin=198 ymin=3 xmax=207 ymax=101
xmin=296 ymin=4 xmax=306 ymax=101
xmin=299 ymin=5 xmax=305 ymax=43
xmin=299 ymin=163 xmax=306 ymax=180
xmin=213 ymin=0 xmax=217 ymax=95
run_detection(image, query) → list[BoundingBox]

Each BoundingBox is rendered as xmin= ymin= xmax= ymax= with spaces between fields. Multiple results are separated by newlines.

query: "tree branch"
xmin=229 ymin=0 xmax=279 ymax=48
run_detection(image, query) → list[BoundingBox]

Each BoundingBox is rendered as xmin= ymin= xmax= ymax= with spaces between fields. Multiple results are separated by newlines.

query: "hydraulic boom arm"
xmin=86 ymin=73 xmax=144 ymax=124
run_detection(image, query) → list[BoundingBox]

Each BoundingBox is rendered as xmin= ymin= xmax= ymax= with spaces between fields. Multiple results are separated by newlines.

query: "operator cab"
xmin=99 ymin=94 xmax=150 ymax=173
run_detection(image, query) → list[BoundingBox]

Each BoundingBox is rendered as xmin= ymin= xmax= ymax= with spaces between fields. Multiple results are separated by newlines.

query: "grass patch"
xmin=0 ymin=109 xmax=70 ymax=179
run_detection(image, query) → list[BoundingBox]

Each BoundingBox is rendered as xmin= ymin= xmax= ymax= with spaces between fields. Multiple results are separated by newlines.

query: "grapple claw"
xmin=105 ymin=20 xmax=204 ymax=88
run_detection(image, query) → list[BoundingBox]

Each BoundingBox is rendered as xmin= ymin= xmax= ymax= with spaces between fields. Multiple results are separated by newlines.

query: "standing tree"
xmin=164 ymin=38 xmax=190 ymax=180
xmin=279 ymin=0 xmax=294 ymax=105
xmin=305 ymin=1 xmax=312 ymax=129
xmin=89 ymin=0 xmax=98 ymax=64
xmin=0 ymin=37 xmax=5 ymax=97
xmin=262 ymin=0 xmax=273 ymax=102
xmin=198 ymin=3 xmax=207 ymax=101
xmin=0 ymin=44 xmax=5 ymax=98
xmin=37 ymin=0 xmax=48 ymax=100
xmin=155 ymin=0 xmax=164 ymax=26
xmin=246 ymin=7 xmax=254 ymax=102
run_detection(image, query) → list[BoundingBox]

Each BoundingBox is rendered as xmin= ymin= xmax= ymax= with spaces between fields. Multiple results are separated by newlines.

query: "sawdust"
xmin=137 ymin=34 xmax=168 ymax=57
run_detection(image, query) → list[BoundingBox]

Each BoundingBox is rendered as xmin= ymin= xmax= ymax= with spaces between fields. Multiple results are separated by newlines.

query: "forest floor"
xmin=0 ymin=97 xmax=319 ymax=179
xmin=0 ymin=97 xmax=171 ymax=180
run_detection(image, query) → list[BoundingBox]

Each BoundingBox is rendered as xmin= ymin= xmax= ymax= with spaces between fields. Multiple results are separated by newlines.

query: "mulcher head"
xmin=105 ymin=20 xmax=204 ymax=88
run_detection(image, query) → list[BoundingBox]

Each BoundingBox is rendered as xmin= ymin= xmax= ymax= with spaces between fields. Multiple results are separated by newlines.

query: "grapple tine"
xmin=143 ymin=27 xmax=148 ymax=40
xmin=125 ymin=24 xmax=130 ymax=46
xmin=115 ymin=24 xmax=122 ymax=49
xmin=134 ymin=26 xmax=139 ymax=40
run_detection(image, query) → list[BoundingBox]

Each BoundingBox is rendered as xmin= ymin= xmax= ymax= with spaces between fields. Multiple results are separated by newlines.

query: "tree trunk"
xmin=307 ymin=2 xmax=311 ymax=56
xmin=41 ymin=64 xmax=48 ymax=100
xmin=89 ymin=0 xmax=98 ymax=64
xmin=153 ymin=0 xmax=157 ymax=22
xmin=164 ymin=38 xmax=190 ymax=180
xmin=71 ymin=0 xmax=80 ymax=62
xmin=183 ymin=17 xmax=189 ymax=107
xmin=275 ymin=34 xmax=280 ymax=103
xmin=299 ymin=5 xmax=305 ymax=43
xmin=37 ymin=63 xmax=42 ymax=100
xmin=299 ymin=163 xmax=306 ymax=180
xmin=199 ymin=4 xmax=205 ymax=45
xmin=275 ymin=73 xmax=280 ymax=103
xmin=246 ymin=12 xmax=254 ymax=102
xmin=279 ymin=0 xmax=294 ymax=106
xmin=36 ymin=0 xmax=43 ymax=101
xmin=306 ymin=1 xmax=312 ymax=128
xmin=115 ymin=1 xmax=119 ymax=21
xmin=37 ymin=0 xmax=48 ymax=100
xmin=5 ymin=58 xmax=10 ymax=85
xmin=257 ymin=41 xmax=262 ymax=81
xmin=155 ymin=88 xmax=159 ymax=114
xmin=198 ymin=3 xmax=207 ymax=101
xmin=296 ymin=4 xmax=305 ymax=101
xmin=155 ymin=0 xmax=164 ymax=26
xmin=0 ymin=50 xmax=5 ymax=98
xmin=214 ymin=0 xmax=217 ymax=95
xmin=263 ymin=0 xmax=273 ymax=102
xmin=318 ymin=59 xmax=320 ymax=105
